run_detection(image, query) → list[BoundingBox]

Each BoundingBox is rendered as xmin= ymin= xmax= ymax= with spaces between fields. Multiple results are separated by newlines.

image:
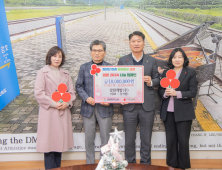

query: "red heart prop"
xmin=160 ymin=78 xmax=170 ymax=88
xmin=62 ymin=92 xmax=71 ymax=102
xmin=171 ymin=79 xmax=180 ymax=89
xmin=52 ymin=92 xmax=61 ymax=102
xmin=58 ymin=83 xmax=67 ymax=93
xmin=166 ymin=70 xmax=176 ymax=79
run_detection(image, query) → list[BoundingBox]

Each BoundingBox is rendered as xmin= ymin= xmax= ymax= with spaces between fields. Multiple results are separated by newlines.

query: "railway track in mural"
xmin=131 ymin=8 xmax=222 ymax=131
xmin=131 ymin=9 xmax=181 ymax=41
xmin=7 ymin=10 xmax=100 ymax=25
xmin=131 ymin=9 xmax=222 ymax=38
xmin=137 ymin=10 xmax=222 ymax=34
xmin=8 ymin=9 xmax=106 ymax=37
xmin=131 ymin=8 xmax=222 ymax=85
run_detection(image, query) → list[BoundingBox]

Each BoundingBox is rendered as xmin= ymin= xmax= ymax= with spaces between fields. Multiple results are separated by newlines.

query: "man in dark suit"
xmin=76 ymin=40 xmax=113 ymax=164
xmin=118 ymin=31 xmax=160 ymax=164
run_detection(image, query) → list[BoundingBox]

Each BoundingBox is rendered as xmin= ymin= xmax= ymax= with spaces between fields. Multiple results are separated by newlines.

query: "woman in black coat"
xmin=158 ymin=48 xmax=198 ymax=169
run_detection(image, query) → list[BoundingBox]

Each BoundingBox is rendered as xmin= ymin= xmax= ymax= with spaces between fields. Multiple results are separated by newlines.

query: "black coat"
xmin=118 ymin=53 xmax=160 ymax=112
xmin=158 ymin=67 xmax=198 ymax=122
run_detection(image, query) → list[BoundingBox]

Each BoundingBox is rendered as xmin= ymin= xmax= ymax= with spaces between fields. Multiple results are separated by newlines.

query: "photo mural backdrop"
xmin=0 ymin=0 xmax=222 ymax=153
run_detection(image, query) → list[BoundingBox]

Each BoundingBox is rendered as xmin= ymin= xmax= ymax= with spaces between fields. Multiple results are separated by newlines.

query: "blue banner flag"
xmin=56 ymin=16 xmax=67 ymax=54
xmin=0 ymin=1 xmax=20 ymax=111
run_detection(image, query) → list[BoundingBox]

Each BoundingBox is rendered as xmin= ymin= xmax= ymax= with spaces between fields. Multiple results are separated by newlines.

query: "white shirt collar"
xmin=132 ymin=53 xmax=143 ymax=62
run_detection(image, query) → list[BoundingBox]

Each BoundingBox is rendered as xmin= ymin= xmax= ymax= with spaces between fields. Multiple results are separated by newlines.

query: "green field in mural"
xmin=6 ymin=6 xmax=107 ymax=20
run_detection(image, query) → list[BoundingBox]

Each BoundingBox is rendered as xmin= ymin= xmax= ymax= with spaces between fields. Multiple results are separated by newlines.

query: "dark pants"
xmin=164 ymin=112 xmax=192 ymax=169
xmin=123 ymin=104 xmax=154 ymax=164
xmin=44 ymin=152 xmax=62 ymax=170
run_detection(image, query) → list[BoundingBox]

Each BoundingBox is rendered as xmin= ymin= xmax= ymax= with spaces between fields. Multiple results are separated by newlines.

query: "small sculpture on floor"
xmin=95 ymin=127 xmax=128 ymax=170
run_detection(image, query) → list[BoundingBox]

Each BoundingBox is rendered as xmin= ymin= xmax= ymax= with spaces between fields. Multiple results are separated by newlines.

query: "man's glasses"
xmin=91 ymin=49 xmax=104 ymax=53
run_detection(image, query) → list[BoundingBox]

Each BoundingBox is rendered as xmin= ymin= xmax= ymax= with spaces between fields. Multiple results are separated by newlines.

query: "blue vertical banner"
xmin=55 ymin=16 xmax=67 ymax=54
xmin=56 ymin=17 xmax=62 ymax=48
xmin=0 ymin=1 xmax=20 ymax=111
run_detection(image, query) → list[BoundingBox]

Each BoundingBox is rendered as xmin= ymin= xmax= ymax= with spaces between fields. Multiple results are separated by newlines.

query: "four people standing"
xmin=35 ymin=34 xmax=198 ymax=169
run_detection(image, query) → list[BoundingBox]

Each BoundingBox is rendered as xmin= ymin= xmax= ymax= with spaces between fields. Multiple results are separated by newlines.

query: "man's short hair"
xmin=90 ymin=40 xmax=106 ymax=51
xmin=129 ymin=31 xmax=145 ymax=41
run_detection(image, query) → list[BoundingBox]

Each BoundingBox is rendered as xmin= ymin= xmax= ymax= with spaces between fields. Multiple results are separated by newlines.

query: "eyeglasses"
xmin=91 ymin=49 xmax=104 ymax=53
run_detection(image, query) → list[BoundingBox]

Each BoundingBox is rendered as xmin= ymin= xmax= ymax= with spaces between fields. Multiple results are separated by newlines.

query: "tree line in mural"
xmin=141 ymin=0 xmax=222 ymax=9
xmin=5 ymin=0 xmax=221 ymax=8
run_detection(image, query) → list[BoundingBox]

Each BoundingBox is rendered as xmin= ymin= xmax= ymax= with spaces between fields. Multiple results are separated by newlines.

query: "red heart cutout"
xmin=62 ymin=92 xmax=71 ymax=102
xmin=52 ymin=92 xmax=62 ymax=102
xmin=58 ymin=83 xmax=67 ymax=93
xmin=166 ymin=70 xmax=176 ymax=79
xmin=160 ymin=78 xmax=170 ymax=88
xmin=92 ymin=64 xmax=97 ymax=70
xmin=171 ymin=79 xmax=180 ymax=89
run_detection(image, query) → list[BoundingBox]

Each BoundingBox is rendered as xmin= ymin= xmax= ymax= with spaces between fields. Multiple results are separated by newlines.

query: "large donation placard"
xmin=93 ymin=65 xmax=144 ymax=103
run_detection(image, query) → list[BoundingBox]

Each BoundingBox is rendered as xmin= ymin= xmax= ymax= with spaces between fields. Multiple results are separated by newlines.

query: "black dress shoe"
xmin=172 ymin=166 xmax=178 ymax=168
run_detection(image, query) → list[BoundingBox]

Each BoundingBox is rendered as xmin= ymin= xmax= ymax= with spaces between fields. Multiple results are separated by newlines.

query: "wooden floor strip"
xmin=0 ymin=159 xmax=222 ymax=170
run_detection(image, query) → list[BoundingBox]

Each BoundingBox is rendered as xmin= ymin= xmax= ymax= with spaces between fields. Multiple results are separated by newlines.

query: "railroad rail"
xmin=131 ymin=8 xmax=222 ymax=85
xmin=131 ymin=9 xmax=180 ymax=41
xmin=144 ymin=11 xmax=222 ymax=35
xmin=132 ymin=9 xmax=222 ymax=35
xmin=8 ymin=9 xmax=108 ymax=37
xmin=8 ymin=10 xmax=101 ymax=25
